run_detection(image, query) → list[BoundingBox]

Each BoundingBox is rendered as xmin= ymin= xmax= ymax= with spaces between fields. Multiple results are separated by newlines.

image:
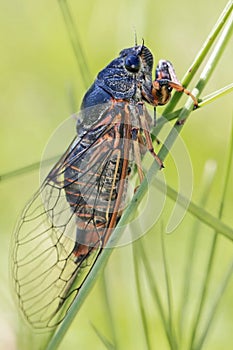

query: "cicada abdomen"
xmin=62 ymin=101 xmax=133 ymax=260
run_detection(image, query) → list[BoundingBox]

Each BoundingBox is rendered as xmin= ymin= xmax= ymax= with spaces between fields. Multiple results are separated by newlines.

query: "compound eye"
xmin=125 ymin=54 xmax=141 ymax=73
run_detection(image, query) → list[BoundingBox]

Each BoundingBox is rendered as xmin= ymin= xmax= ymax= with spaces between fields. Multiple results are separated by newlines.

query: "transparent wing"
xmin=11 ymin=104 xmax=131 ymax=329
xmin=12 ymin=187 xmax=101 ymax=329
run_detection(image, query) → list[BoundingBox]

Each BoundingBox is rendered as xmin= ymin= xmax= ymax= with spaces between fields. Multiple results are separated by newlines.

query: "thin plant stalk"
xmin=198 ymin=82 xmax=233 ymax=107
xmin=161 ymin=0 xmax=233 ymax=115
xmin=155 ymin=81 xmax=233 ymax=132
xmin=153 ymin=177 xmax=233 ymax=241
xmin=91 ymin=323 xmax=115 ymax=350
xmin=157 ymin=8 xmax=233 ymax=164
xmin=96 ymin=271 xmax=118 ymax=348
xmin=58 ymin=0 xmax=91 ymax=88
xmin=136 ymin=237 xmax=174 ymax=349
xmin=154 ymin=0 xmax=233 ymax=136
xmin=161 ymin=229 xmax=178 ymax=350
xmin=132 ymin=239 xmax=152 ymax=350
xmin=177 ymin=161 xmax=217 ymax=346
xmin=189 ymin=117 xmax=233 ymax=349
xmin=193 ymin=261 xmax=233 ymax=350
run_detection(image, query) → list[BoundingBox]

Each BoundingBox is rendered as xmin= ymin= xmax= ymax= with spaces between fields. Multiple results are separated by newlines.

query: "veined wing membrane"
xmin=11 ymin=104 xmax=131 ymax=329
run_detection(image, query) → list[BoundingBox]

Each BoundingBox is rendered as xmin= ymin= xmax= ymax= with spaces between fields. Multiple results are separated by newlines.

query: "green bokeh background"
xmin=0 ymin=1 xmax=232 ymax=349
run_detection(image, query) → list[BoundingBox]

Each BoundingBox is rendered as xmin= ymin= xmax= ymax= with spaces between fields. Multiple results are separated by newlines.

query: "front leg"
xmin=152 ymin=59 xmax=198 ymax=107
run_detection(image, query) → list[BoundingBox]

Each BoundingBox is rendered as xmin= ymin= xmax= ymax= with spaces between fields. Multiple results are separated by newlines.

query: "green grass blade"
xmin=193 ymin=261 xmax=233 ymax=350
xmin=158 ymin=5 xmax=233 ymax=144
xmin=136 ymin=236 xmax=173 ymax=349
xmin=181 ymin=0 xmax=233 ymax=86
xmin=98 ymin=271 xmax=118 ymax=347
xmin=0 ymin=156 xmax=59 ymax=183
xmin=198 ymin=82 xmax=233 ymax=107
xmin=154 ymin=81 xmax=233 ymax=134
xmin=177 ymin=160 xmax=217 ymax=346
xmin=161 ymin=229 xmax=178 ymax=350
xmin=190 ymin=117 xmax=233 ymax=349
xmin=154 ymin=1 xmax=233 ymax=137
xmin=193 ymin=10 xmax=233 ymax=100
xmin=132 ymin=238 xmax=152 ymax=350
xmin=162 ymin=0 xmax=233 ymax=115
xmin=153 ymin=177 xmax=233 ymax=241
xmin=0 ymin=162 xmax=41 ymax=183
xmin=154 ymin=15 xmax=233 ymax=175
xmin=91 ymin=323 xmax=116 ymax=350
xmin=44 ymin=250 xmax=110 ymax=349
xmin=58 ymin=0 xmax=91 ymax=88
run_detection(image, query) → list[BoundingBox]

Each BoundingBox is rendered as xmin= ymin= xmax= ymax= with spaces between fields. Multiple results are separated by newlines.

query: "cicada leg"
xmin=137 ymin=103 xmax=164 ymax=169
xmin=153 ymin=59 xmax=198 ymax=108
xmin=152 ymin=78 xmax=198 ymax=108
xmin=167 ymin=81 xmax=198 ymax=108
xmin=131 ymin=128 xmax=145 ymax=184
xmin=131 ymin=102 xmax=163 ymax=194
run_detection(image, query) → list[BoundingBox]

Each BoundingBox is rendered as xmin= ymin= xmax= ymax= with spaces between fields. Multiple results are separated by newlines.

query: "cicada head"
xmin=95 ymin=44 xmax=155 ymax=102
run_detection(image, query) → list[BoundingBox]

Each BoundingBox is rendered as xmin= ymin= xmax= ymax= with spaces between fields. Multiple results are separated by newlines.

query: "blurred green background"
xmin=0 ymin=0 xmax=232 ymax=349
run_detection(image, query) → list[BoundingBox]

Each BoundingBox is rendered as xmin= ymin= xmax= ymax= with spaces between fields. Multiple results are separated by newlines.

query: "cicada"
xmin=11 ymin=44 xmax=197 ymax=329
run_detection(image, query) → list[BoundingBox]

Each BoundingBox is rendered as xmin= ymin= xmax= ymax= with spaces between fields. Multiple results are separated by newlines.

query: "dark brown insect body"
xmin=11 ymin=44 xmax=197 ymax=329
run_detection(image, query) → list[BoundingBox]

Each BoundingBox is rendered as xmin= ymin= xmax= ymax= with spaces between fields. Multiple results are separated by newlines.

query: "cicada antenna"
xmin=133 ymin=28 xmax=138 ymax=46
xmin=138 ymin=38 xmax=145 ymax=54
